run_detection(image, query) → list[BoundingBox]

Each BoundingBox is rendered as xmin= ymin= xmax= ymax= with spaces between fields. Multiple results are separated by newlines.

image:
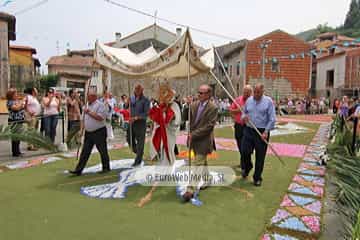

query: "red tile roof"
xmin=10 ymin=45 xmax=37 ymax=54
xmin=57 ymin=72 xmax=91 ymax=79
xmin=47 ymin=55 xmax=94 ymax=67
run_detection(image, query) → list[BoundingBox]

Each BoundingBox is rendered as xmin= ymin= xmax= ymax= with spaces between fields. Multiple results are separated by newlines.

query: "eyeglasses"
xmin=198 ymin=91 xmax=208 ymax=95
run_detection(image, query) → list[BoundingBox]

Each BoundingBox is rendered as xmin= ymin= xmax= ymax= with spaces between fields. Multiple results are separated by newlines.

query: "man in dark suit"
xmin=188 ymin=84 xmax=218 ymax=191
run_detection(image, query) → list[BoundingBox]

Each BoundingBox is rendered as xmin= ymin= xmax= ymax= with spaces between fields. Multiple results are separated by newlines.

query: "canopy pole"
xmin=213 ymin=46 xmax=238 ymax=96
xmin=127 ymin=79 xmax=133 ymax=154
xmin=187 ymin=33 xmax=192 ymax=182
xmin=209 ymin=70 xmax=285 ymax=166
xmin=76 ymin=77 xmax=92 ymax=164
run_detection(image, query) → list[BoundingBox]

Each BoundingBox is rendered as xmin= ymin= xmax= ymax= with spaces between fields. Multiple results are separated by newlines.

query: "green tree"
xmin=344 ymin=0 xmax=360 ymax=29
xmin=316 ymin=23 xmax=334 ymax=34
xmin=38 ymin=74 xmax=59 ymax=94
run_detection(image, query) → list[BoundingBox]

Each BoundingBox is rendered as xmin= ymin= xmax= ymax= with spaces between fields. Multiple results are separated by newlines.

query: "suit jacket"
xmin=189 ymin=100 xmax=218 ymax=155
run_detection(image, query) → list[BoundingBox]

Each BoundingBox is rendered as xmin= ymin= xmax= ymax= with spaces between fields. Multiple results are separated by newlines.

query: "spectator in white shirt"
xmin=25 ymin=87 xmax=41 ymax=150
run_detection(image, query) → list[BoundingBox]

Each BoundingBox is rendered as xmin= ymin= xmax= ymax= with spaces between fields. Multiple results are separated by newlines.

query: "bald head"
xmin=134 ymin=84 xmax=144 ymax=97
xmin=254 ymin=84 xmax=264 ymax=101
xmin=243 ymin=84 xmax=253 ymax=99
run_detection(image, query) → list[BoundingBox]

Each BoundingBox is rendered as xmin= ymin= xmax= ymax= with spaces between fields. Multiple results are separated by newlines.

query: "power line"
xmin=14 ymin=0 xmax=49 ymax=16
xmin=103 ymin=0 xmax=237 ymax=41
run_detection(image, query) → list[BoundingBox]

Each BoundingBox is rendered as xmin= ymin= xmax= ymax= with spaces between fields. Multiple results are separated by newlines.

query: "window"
xmin=326 ymin=70 xmax=334 ymax=88
xmin=271 ymin=58 xmax=279 ymax=72
xmin=229 ymin=64 xmax=232 ymax=77
xmin=271 ymin=62 xmax=279 ymax=72
xmin=236 ymin=61 xmax=240 ymax=76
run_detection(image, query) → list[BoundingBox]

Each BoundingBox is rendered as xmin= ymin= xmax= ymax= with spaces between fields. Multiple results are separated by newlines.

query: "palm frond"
xmin=353 ymin=211 xmax=360 ymax=240
xmin=327 ymin=115 xmax=360 ymax=239
xmin=327 ymin=142 xmax=360 ymax=239
xmin=66 ymin=128 xmax=81 ymax=149
xmin=0 ymin=124 xmax=57 ymax=152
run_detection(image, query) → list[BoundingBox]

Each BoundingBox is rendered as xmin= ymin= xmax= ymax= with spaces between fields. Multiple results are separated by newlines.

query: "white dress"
xmin=150 ymin=102 xmax=181 ymax=166
xmin=103 ymin=98 xmax=114 ymax=140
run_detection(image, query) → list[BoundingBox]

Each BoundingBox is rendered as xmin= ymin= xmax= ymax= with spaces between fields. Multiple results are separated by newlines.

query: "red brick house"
xmin=246 ymin=30 xmax=312 ymax=98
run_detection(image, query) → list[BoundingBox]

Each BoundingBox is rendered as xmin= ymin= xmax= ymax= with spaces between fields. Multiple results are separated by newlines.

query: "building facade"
xmin=316 ymin=48 xmax=360 ymax=99
xmin=9 ymin=45 xmax=40 ymax=89
xmin=0 ymin=12 xmax=16 ymax=97
xmin=246 ymin=30 xmax=312 ymax=99
xmin=213 ymin=40 xmax=248 ymax=97
xmin=310 ymin=32 xmax=360 ymax=100
xmin=47 ymin=50 xmax=103 ymax=94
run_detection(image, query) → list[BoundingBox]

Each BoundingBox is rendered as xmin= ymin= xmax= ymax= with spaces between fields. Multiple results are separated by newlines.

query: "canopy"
xmin=94 ymin=29 xmax=214 ymax=79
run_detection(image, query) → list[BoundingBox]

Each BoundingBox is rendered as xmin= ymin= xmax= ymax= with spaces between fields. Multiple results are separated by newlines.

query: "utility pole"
xmin=260 ymin=39 xmax=272 ymax=81
xmin=56 ymin=40 xmax=60 ymax=55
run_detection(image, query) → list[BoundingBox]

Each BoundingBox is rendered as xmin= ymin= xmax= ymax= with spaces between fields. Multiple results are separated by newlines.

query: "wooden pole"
xmin=210 ymin=71 xmax=285 ymax=166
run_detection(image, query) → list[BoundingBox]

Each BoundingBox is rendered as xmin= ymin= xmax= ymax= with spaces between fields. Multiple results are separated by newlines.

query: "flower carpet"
xmin=262 ymin=123 xmax=330 ymax=240
xmin=176 ymin=135 xmax=307 ymax=158
xmin=278 ymin=115 xmax=333 ymax=124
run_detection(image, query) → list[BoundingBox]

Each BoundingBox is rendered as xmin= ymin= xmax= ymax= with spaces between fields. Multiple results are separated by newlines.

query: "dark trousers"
xmin=75 ymin=127 xmax=110 ymax=172
xmin=127 ymin=120 xmax=146 ymax=164
xmin=68 ymin=120 xmax=80 ymax=132
xmin=240 ymin=127 xmax=270 ymax=181
xmin=9 ymin=122 xmax=23 ymax=156
xmin=11 ymin=140 xmax=21 ymax=156
xmin=44 ymin=115 xmax=58 ymax=143
xmin=234 ymin=123 xmax=245 ymax=169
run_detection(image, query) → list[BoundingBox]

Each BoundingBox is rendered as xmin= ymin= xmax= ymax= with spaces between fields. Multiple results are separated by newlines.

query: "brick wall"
xmin=246 ymin=30 xmax=311 ymax=97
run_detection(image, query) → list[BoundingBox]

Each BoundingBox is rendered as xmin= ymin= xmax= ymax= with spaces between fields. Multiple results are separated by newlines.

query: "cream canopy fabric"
xmin=94 ymin=29 xmax=214 ymax=79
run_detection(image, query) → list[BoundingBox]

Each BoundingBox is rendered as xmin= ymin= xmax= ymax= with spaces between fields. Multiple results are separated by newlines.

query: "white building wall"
xmin=91 ymin=70 xmax=103 ymax=95
xmin=316 ymin=55 xmax=346 ymax=90
xmin=112 ymin=25 xmax=177 ymax=48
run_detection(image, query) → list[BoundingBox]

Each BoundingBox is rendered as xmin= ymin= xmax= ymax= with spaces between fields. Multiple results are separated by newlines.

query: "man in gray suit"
xmin=188 ymin=84 xmax=218 ymax=190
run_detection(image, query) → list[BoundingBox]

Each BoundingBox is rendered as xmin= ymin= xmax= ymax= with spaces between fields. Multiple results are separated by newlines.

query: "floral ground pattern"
xmin=262 ymin=123 xmax=330 ymax=240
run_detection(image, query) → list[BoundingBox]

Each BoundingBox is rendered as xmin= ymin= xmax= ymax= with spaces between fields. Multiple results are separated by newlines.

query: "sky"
xmin=0 ymin=0 xmax=352 ymax=71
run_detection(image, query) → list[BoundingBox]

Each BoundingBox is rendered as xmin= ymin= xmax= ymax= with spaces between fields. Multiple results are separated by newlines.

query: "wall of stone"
xmin=248 ymin=77 xmax=294 ymax=99
xmin=0 ymin=21 xmax=9 ymax=97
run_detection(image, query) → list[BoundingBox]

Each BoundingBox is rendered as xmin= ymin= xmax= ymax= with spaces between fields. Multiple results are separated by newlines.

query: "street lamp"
xmin=260 ymin=39 xmax=272 ymax=81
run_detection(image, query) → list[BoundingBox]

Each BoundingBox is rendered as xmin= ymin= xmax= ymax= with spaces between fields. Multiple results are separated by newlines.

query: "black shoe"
xmin=254 ymin=180 xmax=262 ymax=187
xmin=241 ymin=170 xmax=248 ymax=179
xmin=69 ymin=170 xmax=82 ymax=176
xmin=13 ymin=152 xmax=24 ymax=157
xmin=131 ymin=162 xmax=141 ymax=167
